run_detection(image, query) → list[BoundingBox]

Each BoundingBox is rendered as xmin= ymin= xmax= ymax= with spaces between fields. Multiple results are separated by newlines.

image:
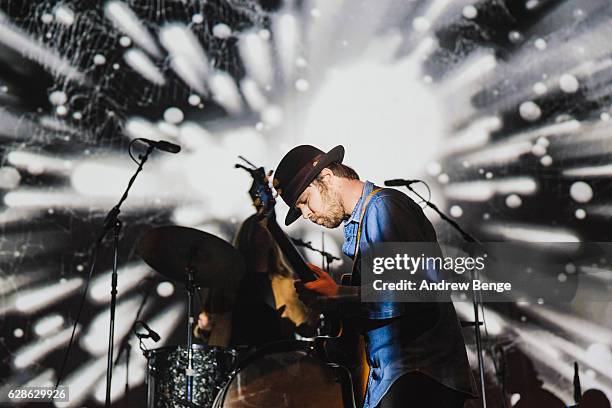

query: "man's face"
xmin=295 ymin=177 xmax=344 ymax=228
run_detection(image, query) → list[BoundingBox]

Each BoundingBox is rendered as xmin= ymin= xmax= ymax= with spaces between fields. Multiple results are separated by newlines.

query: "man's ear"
xmin=319 ymin=167 xmax=334 ymax=181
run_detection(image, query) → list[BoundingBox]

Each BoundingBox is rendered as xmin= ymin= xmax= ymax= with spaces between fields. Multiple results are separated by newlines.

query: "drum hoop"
xmin=146 ymin=343 xmax=239 ymax=357
xmin=211 ymin=340 xmax=319 ymax=408
xmin=233 ymin=339 xmax=314 ymax=372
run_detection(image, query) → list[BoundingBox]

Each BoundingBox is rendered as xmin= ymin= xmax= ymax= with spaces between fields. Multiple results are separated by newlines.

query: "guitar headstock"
xmin=235 ymin=157 xmax=277 ymax=218
xmin=245 ymin=167 xmax=276 ymax=218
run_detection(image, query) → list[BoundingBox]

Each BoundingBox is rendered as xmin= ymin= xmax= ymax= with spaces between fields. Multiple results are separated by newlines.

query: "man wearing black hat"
xmin=274 ymin=145 xmax=478 ymax=408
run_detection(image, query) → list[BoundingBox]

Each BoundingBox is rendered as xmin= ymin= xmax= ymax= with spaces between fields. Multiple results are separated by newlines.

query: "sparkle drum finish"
xmin=146 ymin=344 xmax=238 ymax=408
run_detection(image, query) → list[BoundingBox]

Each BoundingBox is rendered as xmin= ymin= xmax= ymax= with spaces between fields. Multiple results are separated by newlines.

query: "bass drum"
xmin=146 ymin=344 xmax=238 ymax=408
xmin=213 ymin=341 xmax=351 ymax=408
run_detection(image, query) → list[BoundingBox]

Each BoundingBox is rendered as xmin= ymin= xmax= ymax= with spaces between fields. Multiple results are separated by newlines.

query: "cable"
xmin=415 ymin=180 xmax=432 ymax=207
xmin=55 ymin=231 xmax=101 ymax=388
xmin=479 ymin=298 xmax=510 ymax=408
xmin=128 ymin=138 xmax=141 ymax=165
xmin=398 ymin=179 xmax=432 ymax=207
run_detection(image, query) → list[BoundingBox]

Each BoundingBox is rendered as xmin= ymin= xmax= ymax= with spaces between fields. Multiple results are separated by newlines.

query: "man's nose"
xmin=300 ymin=206 xmax=311 ymax=219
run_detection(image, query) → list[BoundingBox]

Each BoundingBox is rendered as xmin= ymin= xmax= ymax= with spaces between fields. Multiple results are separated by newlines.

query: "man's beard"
xmin=312 ymin=182 xmax=345 ymax=228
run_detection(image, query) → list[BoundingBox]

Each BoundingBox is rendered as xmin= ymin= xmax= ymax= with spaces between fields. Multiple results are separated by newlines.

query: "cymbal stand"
xmin=185 ymin=263 xmax=196 ymax=402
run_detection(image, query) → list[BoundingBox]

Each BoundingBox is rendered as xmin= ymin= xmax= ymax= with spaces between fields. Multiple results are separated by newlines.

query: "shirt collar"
xmin=345 ymin=180 xmax=374 ymax=225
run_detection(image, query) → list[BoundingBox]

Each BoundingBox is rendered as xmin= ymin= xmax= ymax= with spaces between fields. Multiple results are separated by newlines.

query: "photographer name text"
xmin=372 ymin=279 xmax=512 ymax=293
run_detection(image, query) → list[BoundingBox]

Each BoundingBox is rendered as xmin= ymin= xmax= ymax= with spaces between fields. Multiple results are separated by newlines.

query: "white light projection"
xmin=239 ymin=31 xmax=274 ymax=88
xmin=80 ymin=296 xmax=145 ymax=356
xmin=7 ymin=151 xmax=74 ymax=177
xmin=300 ymin=54 xmax=445 ymax=184
xmin=1 ymin=0 xmax=612 ymax=405
xmin=481 ymin=223 xmax=581 ymax=243
xmin=1 ymin=278 xmax=84 ymax=315
xmin=13 ymin=325 xmax=82 ymax=369
xmin=444 ymin=177 xmax=538 ymax=202
xmin=104 ymin=1 xmax=162 ymax=58
xmin=0 ymin=11 xmax=86 ymax=83
xmin=564 ymin=165 xmax=612 ymax=178
xmin=33 ymin=313 xmax=65 ymax=337
xmin=88 ymin=263 xmax=152 ymax=305
xmin=159 ymin=24 xmax=211 ymax=95
xmin=122 ymin=49 xmax=166 ymax=86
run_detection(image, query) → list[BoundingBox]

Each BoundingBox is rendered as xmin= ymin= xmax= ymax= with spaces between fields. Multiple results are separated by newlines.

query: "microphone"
xmin=290 ymin=237 xmax=311 ymax=248
xmin=135 ymin=320 xmax=161 ymax=342
xmin=384 ymin=178 xmax=421 ymax=187
xmin=139 ymin=138 xmax=181 ymax=154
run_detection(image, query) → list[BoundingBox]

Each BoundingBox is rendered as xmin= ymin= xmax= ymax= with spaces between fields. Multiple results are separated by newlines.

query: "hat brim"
xmin=284 ymin=207 xmax=302 ymax=226
xmin=283 ymin=145 xmax=345 ymax=226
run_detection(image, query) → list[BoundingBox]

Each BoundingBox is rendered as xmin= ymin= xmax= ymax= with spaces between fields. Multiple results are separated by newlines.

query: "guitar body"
xmin=244 ymin=166 xmax=368 ymax=408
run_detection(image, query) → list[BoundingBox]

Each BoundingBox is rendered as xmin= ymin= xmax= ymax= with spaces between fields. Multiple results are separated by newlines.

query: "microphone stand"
xmin=391 ymin=180 xmax=488 ymax=408
xmin=290 ymin=236 xmax=341 ymax=268
xmin=54 ymin=143 xmax=156 ymax=397
xmin=114 ymin=282 xmax=154 ymax=403
xmin=100 ymin=143 xmax=155 ymax=408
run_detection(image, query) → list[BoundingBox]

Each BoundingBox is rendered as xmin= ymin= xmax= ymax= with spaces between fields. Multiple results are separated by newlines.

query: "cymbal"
xmin=136 ymin=226 xmax=245 ymax=289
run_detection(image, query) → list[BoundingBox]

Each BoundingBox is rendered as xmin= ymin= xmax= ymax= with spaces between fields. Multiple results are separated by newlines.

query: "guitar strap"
xmin=349 ymin=186 xmax=382 ymax=406
xmin=353 ymin=187 xmax=383 ymax=264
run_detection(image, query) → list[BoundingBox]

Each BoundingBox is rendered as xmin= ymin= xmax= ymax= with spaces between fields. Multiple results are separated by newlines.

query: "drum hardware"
xmin=174 ymin=398 xmax=207 ymax=408
xmin=146 ymin=344 xmax=238 ymax=408
xmin=135 ymin=320 xmax=162 ymax=342
xmin=185 ymin=263 xmax=196 ymax=402
xmin=137 ymin=226 xmax=246 ymax=406
xmin=114 ymin=278 xmax=158 ymax=405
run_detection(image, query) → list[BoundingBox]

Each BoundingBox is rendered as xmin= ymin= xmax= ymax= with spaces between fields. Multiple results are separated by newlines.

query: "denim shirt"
xmin=343 ymin=181 xmax=477 ymax=408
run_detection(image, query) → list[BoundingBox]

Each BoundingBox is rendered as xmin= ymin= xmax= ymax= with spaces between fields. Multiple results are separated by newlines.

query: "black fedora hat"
xmin=274 ymin=145 xmax=345 ymax=226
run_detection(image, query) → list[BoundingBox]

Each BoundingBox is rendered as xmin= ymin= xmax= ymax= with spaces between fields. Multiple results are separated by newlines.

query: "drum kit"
xmin=135 ymin=226 xmax=353 ymax=408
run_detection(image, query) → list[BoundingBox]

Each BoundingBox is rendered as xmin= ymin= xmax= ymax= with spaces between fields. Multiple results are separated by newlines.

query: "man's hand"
xmin=294 ymin=263 xmax=339 ymax=308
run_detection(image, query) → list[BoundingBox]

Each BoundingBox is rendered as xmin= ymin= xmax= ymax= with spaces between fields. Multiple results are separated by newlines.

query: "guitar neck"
xmin=266 ymin=214 xmax=317 ymax=282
